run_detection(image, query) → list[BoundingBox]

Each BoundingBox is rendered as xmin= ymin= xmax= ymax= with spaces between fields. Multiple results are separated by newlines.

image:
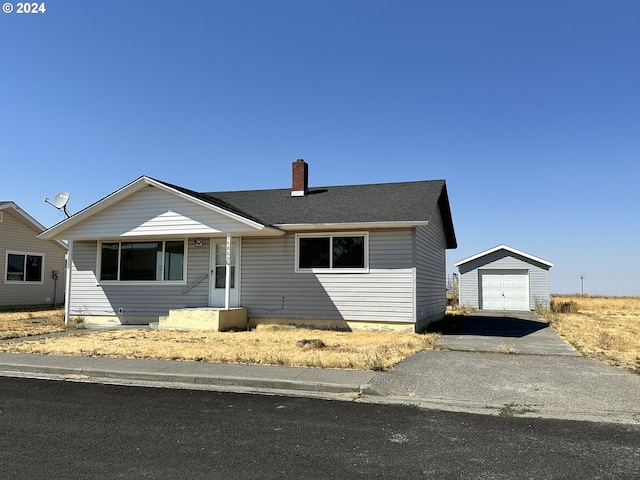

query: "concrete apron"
xmin=368 ymin=311 xmax=640 ymax=424
xmin=434 ymin=310 xmax=579 ymax=356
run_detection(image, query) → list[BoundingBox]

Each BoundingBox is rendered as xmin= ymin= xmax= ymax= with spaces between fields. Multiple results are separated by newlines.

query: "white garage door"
xmin=480 ymin=270 xmax=529 ymax=310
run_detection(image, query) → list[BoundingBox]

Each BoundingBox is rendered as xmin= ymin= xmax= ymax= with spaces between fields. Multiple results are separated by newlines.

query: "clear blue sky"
xmin=2 ymin=1 xmax=639 ymax=295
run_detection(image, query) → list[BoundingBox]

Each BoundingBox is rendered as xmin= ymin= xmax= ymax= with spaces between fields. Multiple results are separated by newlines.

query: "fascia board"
xmin=454 ymin=244 xmax=554 ymax=268
xmin=274 ymin=221 xmax=429 ymax=231
xmin=3 ymin=202 xmax=68 ymax=250
xmin=39 ymin=176 xmax=269 ymax=239
xmin=38 ymin=177 xmax=151 ymax=239
xmin=2 ymin=202 xmax=45 ymax=231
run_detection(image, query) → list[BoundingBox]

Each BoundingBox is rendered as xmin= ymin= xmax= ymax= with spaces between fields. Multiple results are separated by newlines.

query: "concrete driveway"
xmin=434 ymin=310 xmax=579 ymax=356
xmin=368 ymin=310 xmax=640 ymax=423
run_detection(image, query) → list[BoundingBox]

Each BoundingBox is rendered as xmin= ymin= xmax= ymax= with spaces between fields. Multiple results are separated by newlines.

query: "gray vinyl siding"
xmin=68 ymin=238 xmax=211 ymax=320
xmin=415 ymin=207 xmax=447 ymax=324
xmin=458 ymin=251 xmax=551 ymax=310
xmin=0 ymin=209 xmax=67 ymax=308
xmin=458 ymin=267 xmax=480 ymax=309
xmin=529 ymin=266 xmax=551 ymax=308
xmin=61 ymin=186 xmax=256 ymax=239
xmin=240 ymin=230 xmax=415 ymax=323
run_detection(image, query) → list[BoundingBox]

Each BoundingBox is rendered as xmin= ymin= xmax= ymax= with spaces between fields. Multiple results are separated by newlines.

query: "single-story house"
xmin=1 ymin=202 xmax=68 ymax=309
xmin=39 ymin=160 xmax=457 ymax=332
xmin=454 ymin=244 xmax=553 ymax=311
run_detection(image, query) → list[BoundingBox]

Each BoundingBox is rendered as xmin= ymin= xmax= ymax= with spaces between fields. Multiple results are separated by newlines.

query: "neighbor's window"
xmin=6 ymin=252 xmax=44 ymax=283
xmin=100 ymin=240 xmax=185 ymax=282
xmin=297 ymin=234 xmax=367 ymax=271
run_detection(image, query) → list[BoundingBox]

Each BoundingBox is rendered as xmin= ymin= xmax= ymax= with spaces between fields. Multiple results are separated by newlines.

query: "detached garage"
xmin=455 ymin=245 xmax=553 ymax=311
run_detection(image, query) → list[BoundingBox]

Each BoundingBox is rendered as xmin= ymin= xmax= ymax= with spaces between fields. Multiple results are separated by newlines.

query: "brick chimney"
xmin=291 ymin=158 xmax=308 ymax=196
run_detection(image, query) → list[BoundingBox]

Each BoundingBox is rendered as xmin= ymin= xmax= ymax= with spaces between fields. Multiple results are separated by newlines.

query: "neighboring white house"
xmin=455 ymin=244 xmax=553 ymax=311
xmin=0 ymin=202 xmax=67 ymax=309
xmin=39 ymin=160 xmax=457 ymax=333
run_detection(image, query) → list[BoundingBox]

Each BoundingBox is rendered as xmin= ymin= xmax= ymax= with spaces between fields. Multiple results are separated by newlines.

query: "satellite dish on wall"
xmin=44 ymin=191 xmax=71 ymax=218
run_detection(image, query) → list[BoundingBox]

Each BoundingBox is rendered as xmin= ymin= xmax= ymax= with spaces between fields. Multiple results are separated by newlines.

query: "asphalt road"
xmin=0 ymin=377 xmax=638 ymax=479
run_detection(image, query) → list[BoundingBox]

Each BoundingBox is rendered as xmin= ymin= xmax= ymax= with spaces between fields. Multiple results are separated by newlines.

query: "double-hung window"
xmin=5 ymin=252 xmax=44 ymax=283
xmin=296 ymin=233 xmax=368 ymax=272
xmin=99 ymin=240 xmax=185 ymax=282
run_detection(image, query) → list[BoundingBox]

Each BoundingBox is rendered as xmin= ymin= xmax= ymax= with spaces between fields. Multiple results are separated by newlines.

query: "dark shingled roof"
xmin=156 ymin=179 xmax=457 ymax=249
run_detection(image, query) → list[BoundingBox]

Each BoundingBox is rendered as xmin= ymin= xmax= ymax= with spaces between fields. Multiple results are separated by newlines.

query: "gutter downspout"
xmin=64 ymin=240 xmax=73 ymax=325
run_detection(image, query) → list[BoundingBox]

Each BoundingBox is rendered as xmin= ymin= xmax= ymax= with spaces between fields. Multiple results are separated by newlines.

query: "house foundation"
xmin=248 ymin=317 xmax=417 ymax=333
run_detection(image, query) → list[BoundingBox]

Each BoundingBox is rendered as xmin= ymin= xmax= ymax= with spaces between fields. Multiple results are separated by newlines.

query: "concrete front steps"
xmin=157 ymin=307 xmax=248 ymax=332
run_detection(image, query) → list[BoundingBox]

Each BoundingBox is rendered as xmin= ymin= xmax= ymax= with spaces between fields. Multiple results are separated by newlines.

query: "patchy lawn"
xmin=4 ymin=297 xmax=637 ymax=373
xmin=0 ymin=308 xmax=69 ymax=340
xmin=0 ymin=309 xmax=438 ymax=371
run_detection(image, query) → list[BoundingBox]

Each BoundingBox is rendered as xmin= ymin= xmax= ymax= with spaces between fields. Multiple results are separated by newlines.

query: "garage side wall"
xmin=458 ymin=263 xmax=480 ymax=309
xmin=458 ymin=251 xmax=550 ymax=310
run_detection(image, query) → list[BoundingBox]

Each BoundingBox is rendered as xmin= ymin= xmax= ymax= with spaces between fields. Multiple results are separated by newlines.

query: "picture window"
xmin=296 ymin=233 xmax=368 ymax=272
xmin=99 ymin=240 xmax=185 ymax=282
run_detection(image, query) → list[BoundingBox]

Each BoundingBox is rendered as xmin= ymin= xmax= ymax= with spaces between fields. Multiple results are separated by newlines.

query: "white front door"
xmin=210 ymin=239 xmax=240 ymax=307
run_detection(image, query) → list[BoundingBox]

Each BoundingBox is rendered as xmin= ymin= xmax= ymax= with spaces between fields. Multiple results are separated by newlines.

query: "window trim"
xmin=5 ymin=251 xmax=45 ymax=284
xmin=97 ymin=239 xmax=187 ymax=284
xmin=295 ymin=232 xmax=369 ymax=273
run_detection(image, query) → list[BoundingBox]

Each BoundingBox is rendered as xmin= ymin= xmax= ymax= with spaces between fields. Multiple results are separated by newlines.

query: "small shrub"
xmin=534 ymin=303 xmax=551 ymax=320
xmin=297 ymin=338 xmax=326 ymax=349
xmin=551 ymin=300 xmax=579 ymax=314
xmin=366 ymin=352 xmax=386 ymax=371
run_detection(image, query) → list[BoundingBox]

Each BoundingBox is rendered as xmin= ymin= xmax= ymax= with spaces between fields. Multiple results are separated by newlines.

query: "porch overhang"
xmin=43 ymin=226 xmax=284 ymax=242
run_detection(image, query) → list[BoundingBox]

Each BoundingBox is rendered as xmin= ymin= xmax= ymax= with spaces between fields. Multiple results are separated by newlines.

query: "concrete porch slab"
xmin=159 ymin=307 xmax=248 ymax=332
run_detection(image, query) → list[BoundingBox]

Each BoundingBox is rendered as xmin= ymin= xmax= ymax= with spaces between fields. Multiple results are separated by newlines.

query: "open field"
xmin=540 ymin=295 xmax=640 ymax=373
xmin=0 ymin=309 xmax=437 ymax=371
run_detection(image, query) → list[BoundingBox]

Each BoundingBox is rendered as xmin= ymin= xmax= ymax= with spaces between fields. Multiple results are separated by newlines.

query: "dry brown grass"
xmin=5 ymin=296 xmax=637 ymax=373
xmin=446 ymin=305 xmax=476 ymax=315
xmin=0 ymin=308 xmax=68 ymax=340
xmin=540 ymin=295 xmax=640 ymax=373
xmin=0 ymin=312 xmax=438 ymax=370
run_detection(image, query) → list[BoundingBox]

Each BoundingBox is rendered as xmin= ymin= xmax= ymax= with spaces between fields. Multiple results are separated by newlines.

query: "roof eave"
xmin=1 ymin=202 xmax=68 ymax=250
xmin=2 ymin=202 xmax=46 ymax=231
xmin=437 ymin=183 xmax=457 ymax=249
xmin=39 ymin=176 xmax=271 ymax=240
xmin=274 ymin=221 xmax=430 ymax=232
xmin=38 ymin=176 xmax=152 ymax=240
xmin=454 ymin=244 xmax=554 ymax=268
